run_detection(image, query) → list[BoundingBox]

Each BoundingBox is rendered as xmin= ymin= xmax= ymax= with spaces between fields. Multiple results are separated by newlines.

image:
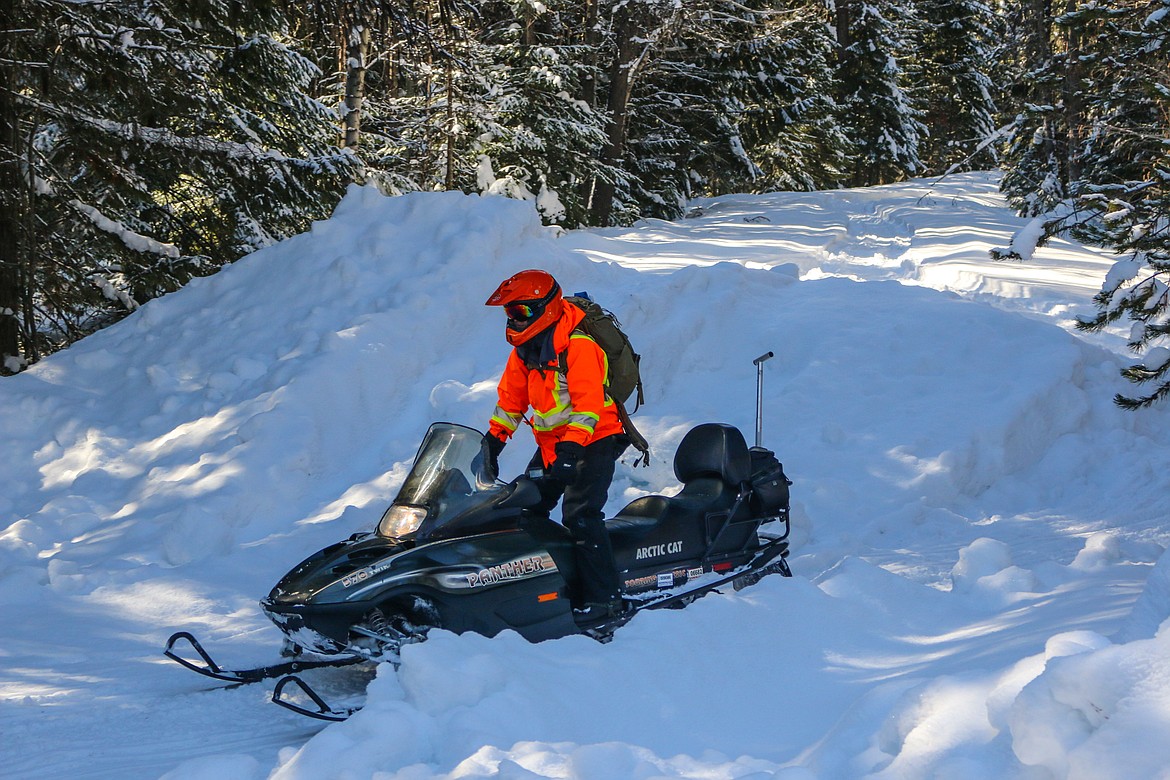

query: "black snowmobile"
xmin=165 ymin=359 xmax=792 ymax=721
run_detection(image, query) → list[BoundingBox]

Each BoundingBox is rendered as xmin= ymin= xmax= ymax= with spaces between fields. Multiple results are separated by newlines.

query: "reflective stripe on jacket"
xmin=489 ymin=301 xmax=624 ymax=466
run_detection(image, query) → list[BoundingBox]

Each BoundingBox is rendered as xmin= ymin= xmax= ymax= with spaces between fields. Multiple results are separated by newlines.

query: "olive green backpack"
xmin=559 ymin=294 xmax=650 ymax=465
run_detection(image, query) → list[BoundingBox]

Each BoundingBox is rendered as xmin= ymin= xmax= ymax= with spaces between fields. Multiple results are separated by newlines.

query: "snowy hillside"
xmin=2 ymin=172 xmax=1170 ymax=780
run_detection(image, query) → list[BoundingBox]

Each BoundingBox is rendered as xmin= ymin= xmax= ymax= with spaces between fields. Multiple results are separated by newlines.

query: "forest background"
xmin=1 ymin=0 xmax=1167 ymax=406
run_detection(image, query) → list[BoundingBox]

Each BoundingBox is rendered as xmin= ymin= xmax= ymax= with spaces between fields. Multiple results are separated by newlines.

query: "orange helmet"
xmin=485 ymin=269 xmax=564 ymax=346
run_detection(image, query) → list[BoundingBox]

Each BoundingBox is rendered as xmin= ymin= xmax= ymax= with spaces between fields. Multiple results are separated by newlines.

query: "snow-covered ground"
xmin=2 ymin=172 xmax=1169 ymax=780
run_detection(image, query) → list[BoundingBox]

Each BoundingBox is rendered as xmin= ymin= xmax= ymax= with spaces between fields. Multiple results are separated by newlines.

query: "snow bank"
xmin=1007 ymin=625 xmax=1170 ymax=780
xmin=0 ymin=188 xmax=579 ymax=584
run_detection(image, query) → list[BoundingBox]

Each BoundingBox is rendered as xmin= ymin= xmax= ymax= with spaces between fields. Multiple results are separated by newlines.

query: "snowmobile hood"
xmin=266 ymin=534 xmax=402 ymax=605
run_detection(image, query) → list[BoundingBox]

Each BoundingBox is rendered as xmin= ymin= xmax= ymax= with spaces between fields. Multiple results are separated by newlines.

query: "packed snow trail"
xmin=2 ymin=173 xmax=1169 ymax=779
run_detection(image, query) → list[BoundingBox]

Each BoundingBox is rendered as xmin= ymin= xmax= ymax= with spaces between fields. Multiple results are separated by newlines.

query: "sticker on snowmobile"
xmin=465 ymin=553 xmax=556 ymax=588
xmin=635 ymin=540 xmax=683 ymax=560
xmin=687 ymin=567 xmax=704 ymax=579
xmin=340 ymin=561 xmax=392 ymax=588
xmin=624 ymin=574 xmax=659 ymax=591
xmin=657 ymin=572 xmax=674 ymax=588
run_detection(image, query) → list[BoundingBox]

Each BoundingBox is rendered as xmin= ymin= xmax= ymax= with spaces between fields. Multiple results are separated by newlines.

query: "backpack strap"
xmin=630 ymin=375 xmax=645 ymax=413
xmin=556 ymin=327 xmax=587 ymax=375
xmin=557 ymin=329 xmax=615 ymax=403
xmin=614 ymin=398 xmax=651 ymax=467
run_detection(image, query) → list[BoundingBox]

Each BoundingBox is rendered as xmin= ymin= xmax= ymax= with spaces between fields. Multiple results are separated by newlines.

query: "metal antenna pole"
xmin=753 ymin=351 xmax=774 ymax=448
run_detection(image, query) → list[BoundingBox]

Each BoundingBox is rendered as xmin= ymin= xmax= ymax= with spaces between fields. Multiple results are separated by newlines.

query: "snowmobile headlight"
xmin=377 ymin=505 xmax=427 ymax=539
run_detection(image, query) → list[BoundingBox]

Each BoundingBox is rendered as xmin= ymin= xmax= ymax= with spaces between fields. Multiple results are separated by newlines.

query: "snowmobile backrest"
xmin=673 ymin=423 xmax=751 ymax=486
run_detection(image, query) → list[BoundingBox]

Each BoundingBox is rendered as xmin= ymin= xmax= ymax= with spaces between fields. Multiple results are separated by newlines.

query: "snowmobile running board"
xmin=270 ymin=536 xmax=791 ymax=721
xmin=163 ymin=631 xmax=366 ymax=684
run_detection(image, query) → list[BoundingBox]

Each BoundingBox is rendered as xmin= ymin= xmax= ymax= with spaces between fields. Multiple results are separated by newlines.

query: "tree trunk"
xmin=1060 ymin=2 xmax=1084 ymax=183
xmin=0 ymin=210 xmax=23 ymax=373
xmin=0 ymin=5 xmax=26 ymax=371
xmin=444 ymin=60 xmax=455 ymax=189
xmin=581 ymin=0 xmax=600 ymax=108
xmin=342 ymin=21 xmax=370 ymax=149
xmin=834 ymin=0 xmax=855 ymax=54
xmin=1022 ymin=0 xmax=1053 ymax=69
xmin=576 ymin=0 xmax=603 ymax=212
xmin=589 ymin=12 xmax=642 ymax=226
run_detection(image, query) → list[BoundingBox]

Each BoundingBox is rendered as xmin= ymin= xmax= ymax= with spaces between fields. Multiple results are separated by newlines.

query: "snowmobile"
xmin=165 ymin=355 xmax=792 ymax=721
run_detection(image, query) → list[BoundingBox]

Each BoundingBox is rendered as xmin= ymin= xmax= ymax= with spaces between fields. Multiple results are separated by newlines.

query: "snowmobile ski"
xmin=271 ymin=675 xmax=364 ymax=721
xmin=163 ymin=631 xmax=365 ymax=685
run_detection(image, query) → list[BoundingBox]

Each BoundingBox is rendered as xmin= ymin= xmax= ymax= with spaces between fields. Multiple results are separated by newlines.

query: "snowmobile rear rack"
xmin=163 ymin=631 xmax=365 ymax=684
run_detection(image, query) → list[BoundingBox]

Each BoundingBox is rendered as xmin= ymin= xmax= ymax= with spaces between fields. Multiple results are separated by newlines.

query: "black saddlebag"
xmin=748 ymin=447 xmax=791 ymax=517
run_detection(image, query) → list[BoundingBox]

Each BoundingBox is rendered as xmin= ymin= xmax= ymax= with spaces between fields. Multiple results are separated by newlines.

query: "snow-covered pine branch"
xmin=68 ymin=200 xmax=180 ymax=259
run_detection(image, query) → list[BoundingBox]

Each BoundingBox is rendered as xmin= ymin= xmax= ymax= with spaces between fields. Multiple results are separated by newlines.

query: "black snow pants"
xmin=528 ymin=434 xmax=629 ymax=607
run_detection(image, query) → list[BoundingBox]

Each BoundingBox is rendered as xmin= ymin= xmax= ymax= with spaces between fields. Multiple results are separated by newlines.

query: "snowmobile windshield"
xmin=377 ymin=423 xmax=507 ymax=540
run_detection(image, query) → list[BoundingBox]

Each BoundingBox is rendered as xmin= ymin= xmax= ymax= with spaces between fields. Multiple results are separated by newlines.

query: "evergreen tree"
xmin=603 ymin=0 xmax=851 ymax=222
xmin=1 ymin=0 xmax=355 ymax=370
xmin=833 ymin=0 xmax=925 ymax=186
xmin=466 ymin=0 xmax=614 ymax=226
xmin=587 ymin=0 xmax=686 ymax=225
xmin=998 ymin=0 xmax=1088 ymax=216
xmin=348 ymin=0 xmax=483 ymax=194
xmin=913 ymin=0 xmax=1000 ymax=174
xmin=290 ymin=0 xmax=852 ymax=226
xmin=710 ymin=1 xmax=850 ymax=193
xmin=1067 ymin=0 xmax=1170 ymax=408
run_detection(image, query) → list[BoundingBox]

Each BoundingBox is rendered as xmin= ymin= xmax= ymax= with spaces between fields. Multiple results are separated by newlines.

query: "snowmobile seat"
xmin=606 ymin=424 xmax=751 ymax=537
xmin=606 ymin=495 xmax=669 ymax=533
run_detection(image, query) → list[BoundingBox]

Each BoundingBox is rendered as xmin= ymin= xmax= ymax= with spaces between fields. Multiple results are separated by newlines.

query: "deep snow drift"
xmin=2 ymin=173 xmax=1169 ymax=780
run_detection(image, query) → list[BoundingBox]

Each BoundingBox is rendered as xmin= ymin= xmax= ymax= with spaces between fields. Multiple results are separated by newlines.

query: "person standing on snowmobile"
xmin=480 ymin=269 xmax=629 ymax=626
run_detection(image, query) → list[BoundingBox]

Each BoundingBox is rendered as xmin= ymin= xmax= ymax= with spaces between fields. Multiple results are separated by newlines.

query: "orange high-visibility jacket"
xmin=489 ymin=301 xmax=624 ymax=466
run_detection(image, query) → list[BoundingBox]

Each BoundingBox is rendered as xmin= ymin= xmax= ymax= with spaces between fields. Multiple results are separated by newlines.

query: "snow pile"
xmin=0 ymin=188 xmax=581 ymax=585
xmin=2 ymin=173 xmax=1170 ymax=780
xmin=1007 ymin=622 xmax=1170 ymax=780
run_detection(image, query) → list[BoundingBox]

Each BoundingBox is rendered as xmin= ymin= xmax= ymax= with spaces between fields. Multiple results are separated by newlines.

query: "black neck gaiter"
xmin=515 ymin=323 xmax=558 ymax=371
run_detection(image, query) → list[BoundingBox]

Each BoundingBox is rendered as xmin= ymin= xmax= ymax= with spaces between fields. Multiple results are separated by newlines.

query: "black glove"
xmin=549 ymin=441 xmax=585 ymax=486
xmin=474 ymin=434 xmax=506 ymax=481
